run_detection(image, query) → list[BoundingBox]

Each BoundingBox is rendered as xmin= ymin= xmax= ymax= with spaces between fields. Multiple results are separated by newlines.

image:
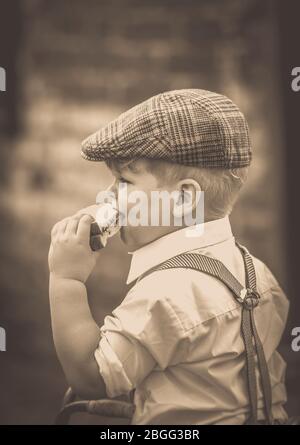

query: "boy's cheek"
xmin=119 ymin=199 xmax=137 ymax=223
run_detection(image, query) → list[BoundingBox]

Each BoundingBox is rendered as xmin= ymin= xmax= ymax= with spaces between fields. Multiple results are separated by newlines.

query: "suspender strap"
xmin=137 ymin=241 xmax=273 ymax=425
xmin=237 ymin=243 xmax=274 ymax=425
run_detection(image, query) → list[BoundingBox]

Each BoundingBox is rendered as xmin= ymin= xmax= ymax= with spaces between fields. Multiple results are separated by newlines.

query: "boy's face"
xmin=107 ymin=160 xmax=181 ymax=252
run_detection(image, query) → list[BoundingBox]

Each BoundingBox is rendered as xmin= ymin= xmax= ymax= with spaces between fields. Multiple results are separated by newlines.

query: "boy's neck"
xmin=127 ymin=214 xmax=229 ymax=253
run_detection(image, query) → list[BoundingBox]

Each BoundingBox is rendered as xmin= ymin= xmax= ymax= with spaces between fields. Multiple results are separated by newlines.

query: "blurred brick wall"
xmin=0 ymin=0 xmax=292 ymax=424
xmin=18 ymin=0 xmax=286 ymax=281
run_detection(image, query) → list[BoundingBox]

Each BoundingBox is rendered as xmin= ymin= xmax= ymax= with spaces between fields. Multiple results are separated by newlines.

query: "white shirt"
xmin=94 ymin=216 xmax=289 ymax=424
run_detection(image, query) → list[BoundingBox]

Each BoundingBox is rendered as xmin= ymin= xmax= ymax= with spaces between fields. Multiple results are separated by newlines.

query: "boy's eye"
xmin=119 ymin=176 xmax=131 ymax=184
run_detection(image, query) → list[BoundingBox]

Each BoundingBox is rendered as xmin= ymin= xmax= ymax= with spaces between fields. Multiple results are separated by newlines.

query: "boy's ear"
xmin=172 ymin=179 xmax=201 ymax=218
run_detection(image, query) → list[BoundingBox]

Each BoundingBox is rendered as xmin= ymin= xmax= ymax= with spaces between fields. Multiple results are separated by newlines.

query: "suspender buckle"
xmin=242 ymin=288 xmax=260 ymax=310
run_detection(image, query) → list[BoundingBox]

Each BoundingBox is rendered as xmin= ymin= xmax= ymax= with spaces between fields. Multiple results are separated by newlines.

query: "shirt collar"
xmin=126 ymin=215 xmax=233 ymax=285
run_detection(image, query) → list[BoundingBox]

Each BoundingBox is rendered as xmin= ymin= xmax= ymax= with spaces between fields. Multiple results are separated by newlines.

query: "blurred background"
xmin=0 ymin=0 xmax=299 ymax=424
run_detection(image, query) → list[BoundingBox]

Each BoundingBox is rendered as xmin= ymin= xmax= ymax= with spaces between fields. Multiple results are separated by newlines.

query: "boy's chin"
xmin=120 ymin=226 xmax=173 ymax=252
xmin=120 ymin=227 xmax=146 ymax=252
xmin=120 ymin=228 xmax=136 ymax=251
xmin=119 ymin=226 xmax=126 ymax=242
xmin=120 ymin=227 xmax=132 ymax=247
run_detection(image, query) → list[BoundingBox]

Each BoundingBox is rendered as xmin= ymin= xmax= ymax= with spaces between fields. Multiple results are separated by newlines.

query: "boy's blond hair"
xmin=106 ymin=158 xmax=249 ymax=220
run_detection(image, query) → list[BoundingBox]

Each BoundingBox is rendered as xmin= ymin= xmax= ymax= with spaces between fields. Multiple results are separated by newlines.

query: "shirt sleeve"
xmin=94 ymin=292 xmax=190 ymax=398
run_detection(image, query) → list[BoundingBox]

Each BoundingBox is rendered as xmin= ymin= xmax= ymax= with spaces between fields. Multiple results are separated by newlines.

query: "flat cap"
xmin=81 ymin=89 xmax=252 ymax=168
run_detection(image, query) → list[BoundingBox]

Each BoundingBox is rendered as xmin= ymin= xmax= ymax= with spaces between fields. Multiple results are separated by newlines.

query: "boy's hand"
xmin=48 ymin=214 xmax=100 ymax=283
xmin=74 ymin=204 xmax=98 ymax=219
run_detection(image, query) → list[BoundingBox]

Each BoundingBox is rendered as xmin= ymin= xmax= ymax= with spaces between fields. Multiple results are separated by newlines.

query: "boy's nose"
xmin=108 ymin=179 xmax=118 ymax=195
xmin=107 ymin=179 xmax=119 ymax=201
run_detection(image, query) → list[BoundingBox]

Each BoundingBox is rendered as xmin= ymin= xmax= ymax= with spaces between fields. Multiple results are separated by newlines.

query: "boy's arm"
xmin=49 ymin=274 xmax=107 ymax=400
xmin=48 ymin=213 xmax=107 ymax=400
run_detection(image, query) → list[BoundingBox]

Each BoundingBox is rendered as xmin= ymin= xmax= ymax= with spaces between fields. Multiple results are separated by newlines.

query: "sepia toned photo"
xmin=0 ymin=0 xmax=299 ymax=431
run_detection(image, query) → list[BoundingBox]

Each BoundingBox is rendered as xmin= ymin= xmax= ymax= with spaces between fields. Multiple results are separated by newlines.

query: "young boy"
xmin=48 ymin=89 xmax=289 ymax=425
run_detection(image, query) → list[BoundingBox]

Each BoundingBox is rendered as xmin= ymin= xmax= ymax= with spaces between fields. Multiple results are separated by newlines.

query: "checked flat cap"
xmin=81 ymin=89 xmax=252 ymax=169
